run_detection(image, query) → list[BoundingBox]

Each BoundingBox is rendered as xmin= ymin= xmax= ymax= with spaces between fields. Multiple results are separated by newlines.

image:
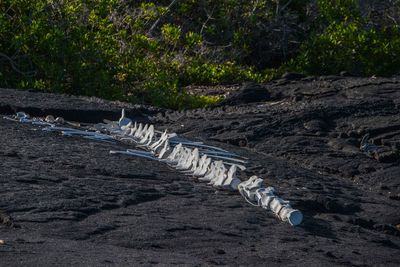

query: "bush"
xmin=2 ymin=0 xmax=284 ymax=108
xmin=290 ymin=0 xmax=400 ymax=76
xmin=0 ymin=0 xmax=399 ymax=109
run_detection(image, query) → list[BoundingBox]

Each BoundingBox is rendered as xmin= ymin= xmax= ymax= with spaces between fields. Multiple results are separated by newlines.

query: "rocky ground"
xmin=0 ymin=75 xmax=399 ymax=266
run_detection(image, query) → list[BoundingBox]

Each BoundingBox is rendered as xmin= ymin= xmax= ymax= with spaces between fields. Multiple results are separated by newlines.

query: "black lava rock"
xmin=219 ymin=82 xmax=270 ymax=105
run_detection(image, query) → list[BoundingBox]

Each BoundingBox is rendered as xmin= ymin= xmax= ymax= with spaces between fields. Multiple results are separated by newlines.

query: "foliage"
xmin=0 ymin=0 xmax=399 ymax=109
xmin=2 ymin=0 xmax=287 ymax=108
xmin=290 ymin=0 xmax=400 ymax=76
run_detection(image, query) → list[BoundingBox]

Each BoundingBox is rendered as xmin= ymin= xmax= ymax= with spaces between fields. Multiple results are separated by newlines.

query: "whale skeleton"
xmin=3 ymin=109 xmax=303 ymax=226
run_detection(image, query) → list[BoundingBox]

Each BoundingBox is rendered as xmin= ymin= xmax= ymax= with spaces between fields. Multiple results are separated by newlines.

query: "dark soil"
xmin=1 ymin=76 xmax=400 ymax=266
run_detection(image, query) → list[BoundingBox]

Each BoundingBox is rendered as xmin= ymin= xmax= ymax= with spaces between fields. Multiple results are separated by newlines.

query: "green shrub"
xmin=1 ymin=0 xmax=399 ymax=109
xmin=1 ymin=0 xmax=277 ymax=109
xmin=290 ymin=0 xmax=400 ymax=76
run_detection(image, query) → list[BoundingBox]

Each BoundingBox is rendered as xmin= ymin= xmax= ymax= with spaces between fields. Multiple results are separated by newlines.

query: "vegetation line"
xmin=0 ymin=0 xmax=399 ymax=109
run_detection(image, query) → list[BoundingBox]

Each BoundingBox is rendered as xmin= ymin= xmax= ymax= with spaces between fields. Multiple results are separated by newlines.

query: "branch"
xmin=0 ymin=52 xmax=37 ymax=77
xmin=148 ymin=0 xmax=179 ymax=36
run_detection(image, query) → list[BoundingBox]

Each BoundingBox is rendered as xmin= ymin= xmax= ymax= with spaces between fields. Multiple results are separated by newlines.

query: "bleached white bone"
xmin=209 ymin=163 xmax=227 ymax=186
xmin=150 ymin=130 xmax=168 ymax=150
xmin=205 ymin=154 xmax=247 ymax=164
xmin=199 ymin=161 xmax=223 ymax=182
xmin=255 ymin=188 xmax=303 ymax=226
xmin=31 ymin=117 xmax=54 ymax=127
xmin=121 ymin=121 xmax=133 ymax=131
xmin=166 ymin=143 xmax=183 ymax=162
xmin=175 ymin=148 xmax=192 ymax=169
xmin=126 ymin=149 xmax=152 ymax=155
xmin=184 ymin=153 xmax=205 ymax=174
xmin=165 ymin=147 xmax=180 ymax=163
xmin=198 ymin=162 xmax=217 ymax=182
xmin=134 ymin=123 xmax=148 ymax=140
xmin=182 ymin=148 xmax=200 ymax=173
xmin=219 ymin=165 xmax=241 ymax=191
xmin=134 ymin=123 xmax=143 ymax=138
xmin=238 ymin=176 xmax=265 ymax=205
xmin=221 ymin=162 xmax=246 ymax=171
xmin=200 ymin=150 xmax=242 ymax=158
xmin=127 ymin=122 xmax=137 ymax=136
xmin=169 ymin=140 xmax=229 ymax=152
xmin=110 ymin=150 xmax=159 ymax=161
xmin=193 ymin=157 xmax=211 ymax=176
xmin=139 ymin=124 xmax=154 ymax=144
xmin=146 ymin=131 xmax=155 ymax=146
xmin=152 ymin=134 xmax=169 ymax=152
xmin=141 ymin=124 xmax=149 ymax=137
xmin=119 ymin=109 xmax=132 ymax=127
xmin=83 ymin=135 xmax=116 ymax=143
xmin=172 ymin=148 xmax=186 ymax=165
xmin=157 ymin=139 xmax=171 ymax=159
xmin=59 ymin=129 xmax=105 ymax=137
xmin=178 ymin=148 xmax=199 ymax=170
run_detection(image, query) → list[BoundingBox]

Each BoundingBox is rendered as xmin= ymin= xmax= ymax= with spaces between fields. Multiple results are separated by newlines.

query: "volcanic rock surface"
xmin=1 ymin=76 xmax=400 ymax=266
